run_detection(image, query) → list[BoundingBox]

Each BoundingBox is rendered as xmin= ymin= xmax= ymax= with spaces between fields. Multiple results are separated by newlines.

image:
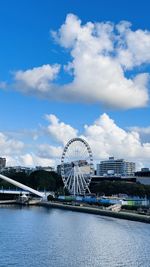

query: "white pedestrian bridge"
xmin=0 ymin=189 xmax=30 ymax=195
xmin=0 ymin=174 xmax=53 ymax=200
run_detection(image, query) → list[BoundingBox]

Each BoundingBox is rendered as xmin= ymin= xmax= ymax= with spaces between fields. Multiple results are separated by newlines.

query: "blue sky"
xmin=0 ymin=0 xmax=150 ymax=168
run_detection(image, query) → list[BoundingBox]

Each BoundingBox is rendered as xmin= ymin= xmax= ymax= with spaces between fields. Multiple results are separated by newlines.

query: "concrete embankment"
xmin=40 ymin=202 xmax=150 ymax=224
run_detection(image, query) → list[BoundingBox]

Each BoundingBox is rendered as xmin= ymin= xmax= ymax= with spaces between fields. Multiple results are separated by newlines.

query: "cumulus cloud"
xmin=117 ymin=22 xmax=150 ymax=69
xmin=45 ymin=114 xmax=78 ymax=145
xmin=81 ymin=113 xmax=150 ymax=163
xmin=14 ymin=64 xmax=60 ymax=94
xmin=130 ymin=126 xmax=150 ymax=135
xmin=5 ymin=154 xmax=55 ymax=168
xmin=37 ymin=144 xmax=62 ymax=159
xmin=129 ymin=126 xmax=150 ymax=143
xmin=0 ymin=132 xmax=24 ymax=156
xmin=0 ymin=132 xmax=25 ymax=166
xmin=19 ymin=153 xmax=55 ymax=167
xmin=0 ymin=131 xmax=56 ymax=167
xmin=12 ymin=14 xmax=150 ymax=109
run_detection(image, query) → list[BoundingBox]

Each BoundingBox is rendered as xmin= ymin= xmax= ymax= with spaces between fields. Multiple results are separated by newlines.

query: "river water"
xmin=0 ymin=206 xmax=150 ymax=267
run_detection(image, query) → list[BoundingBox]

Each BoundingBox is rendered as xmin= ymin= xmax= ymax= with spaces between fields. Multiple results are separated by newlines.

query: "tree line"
xmin=90 ymin=180 xmax=150 ymax=197
xmin=0 ymin=170 xmax=64 ymax=193
xmin=1 ymin=170 xmax=150 ymax=197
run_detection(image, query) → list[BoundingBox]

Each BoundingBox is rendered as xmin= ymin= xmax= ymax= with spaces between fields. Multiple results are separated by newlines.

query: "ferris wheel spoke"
xmin=78 ymin=167 xmax=90 ymax=193
xmin=68 ymin=177 xmax=72 ymax=191
xmin=77 ymin=177 xmax=80 ymax=194
xmin=73 ymin=149 xmax=78 ymax=161
xmin=80 ymin=146 xmax=87 ymax=157
xmin=65 ymin=151 xmax=72 ymax=162
xmin=75 ymin=142 xmax=82 ymax=159
xmin=78 ymin=178 xmax=82 ymax=194
xmin=65 ymin=168 xmax=73 ymax=185
xmin=68 ymin=172 xmax=74 ymax=192
xmin=77 ymin=146 xmax=85 ymax=159
xmin=61 ymin=138 xmax=93 ymax=195
xmin=70 ymin=173 xmax=75 ymax=195
xmin=67 ymin=147 xmax=74 ymax=158
xmin=62 ymin=165 xmax=72 ymax=182
xmin=78 ymin=174 xmax=83 ymax=194
xmin=82 ymin=174 xmax=91 ymax=193
xmin=80 ymin=174 xmax=85 ymax=192
xmin=66 ymin=176 xmax=72 ymax=189
xmin=77 ymin=166 xmax=86 ymax=194
xmin=81 ymin=150 xmax=89 ymax=161
xmin=65 ymin=169 xmax=72 ymax=180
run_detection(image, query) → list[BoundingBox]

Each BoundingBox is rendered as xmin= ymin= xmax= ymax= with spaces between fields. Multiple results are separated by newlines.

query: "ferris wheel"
xmin=61 ymin=137 xmax=94 ymax=195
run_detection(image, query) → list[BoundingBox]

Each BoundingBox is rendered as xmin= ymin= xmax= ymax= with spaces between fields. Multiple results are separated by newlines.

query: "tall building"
xmin=0 ymin=157 xmax=6 ymax=169
xmin=57 ymin=160 xmax=90 ymax=176
xmin=97 ymin=157 xmax=135 ymax=177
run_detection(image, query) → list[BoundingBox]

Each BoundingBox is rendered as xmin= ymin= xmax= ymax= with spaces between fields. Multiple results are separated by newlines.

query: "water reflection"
xmin=0 ymin=206 xmax=150 ymax=267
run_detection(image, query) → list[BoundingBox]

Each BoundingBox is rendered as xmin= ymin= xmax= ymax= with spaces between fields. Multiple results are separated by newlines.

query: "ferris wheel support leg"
xmin=77 ymin=169 xmax=84 ymax=195
xmin=78 ymin=175 xmax=82 ymax=195
xmin=78 ymin=166 xmax=91 ymax=194
xmin=73 ymin=172 xmax=76 ymax=196
xmin=82 ymin=174 xmax=91 ymax=194
xmin=77 ymin=175 xmax=80 ymax=195
xmin=68 ymin=171 xmax=74 ymax=193
xmin=80 ymin=175 xmax=84 ymax=194
xmin=65 ymin=169 xmax=73 ymax=187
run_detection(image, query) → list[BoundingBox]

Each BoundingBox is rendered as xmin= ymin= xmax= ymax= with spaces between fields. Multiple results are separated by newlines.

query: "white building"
xmin=97 ymin=157 xmax=135 ymax=177
xmin=57 ymin=160 xmax=91 ymax=176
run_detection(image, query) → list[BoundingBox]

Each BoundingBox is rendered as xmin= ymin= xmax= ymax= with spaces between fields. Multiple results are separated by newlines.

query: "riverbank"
xmin=39 ymin=201 xmax=150 ymax=224
xmin=1 ymin=200 xmax=150 ymax=224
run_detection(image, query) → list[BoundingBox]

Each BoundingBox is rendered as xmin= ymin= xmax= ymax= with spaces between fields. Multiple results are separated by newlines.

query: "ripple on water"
xmin=0 ymin=206 xmax=150 ymax=267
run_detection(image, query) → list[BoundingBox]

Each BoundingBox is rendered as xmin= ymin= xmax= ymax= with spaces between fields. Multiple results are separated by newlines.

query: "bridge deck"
xmin=0 ymin=189 xmax=51 ymax=195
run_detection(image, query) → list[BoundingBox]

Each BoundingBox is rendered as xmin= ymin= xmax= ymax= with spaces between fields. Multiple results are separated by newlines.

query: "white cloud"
xmin=117 ymin=23 xmax=150 ymax=69
xmin=0 ymin=132 xmax=56 ymax=167
xmin=0 ymin=132 xmax=25 ymax=166
xmin=0 ymin=132 xmax=24 ymax=156
xmin=14 ymin=64 xmax=60 ymax=93
xmin=130 ymin=126 xmax=150 ymax=135
xmin=19 ymin=153 xmax=55 ymax=167
xmin=82 ymin=113 xmax=140 ymax=159
xmin=129 ymin=125 xmax=150 ymax=143
xmin=12 ymin=14 xmax=150 ymax=109
xmin=37 ymin=144 xmax=62 ymax=159
xmin=45 ymin=114 xmax=78 ymax=145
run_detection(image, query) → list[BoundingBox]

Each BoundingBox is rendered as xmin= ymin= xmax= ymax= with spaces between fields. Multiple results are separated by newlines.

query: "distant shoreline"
xmin=39 ymin=201 xmax=150 ymax=224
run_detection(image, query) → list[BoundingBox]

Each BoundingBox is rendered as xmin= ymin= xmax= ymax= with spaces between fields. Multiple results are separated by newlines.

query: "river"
xmin=0 ymin=206 xmax=150 ymax=267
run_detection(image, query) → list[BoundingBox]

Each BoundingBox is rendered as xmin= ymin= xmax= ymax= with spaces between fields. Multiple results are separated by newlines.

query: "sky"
xmin=0 ymin=0 xmax=150 ymax=170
